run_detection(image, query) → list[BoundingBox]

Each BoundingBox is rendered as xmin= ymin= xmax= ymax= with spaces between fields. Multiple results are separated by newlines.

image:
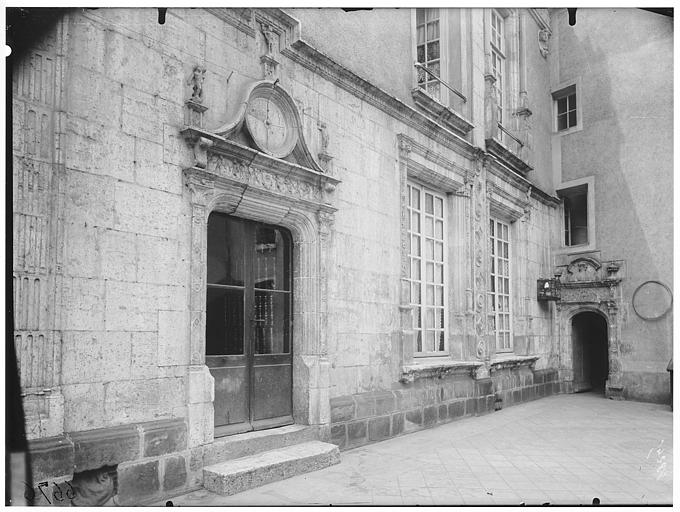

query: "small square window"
xmin=553 ymin=84 xmax=578 ymax=132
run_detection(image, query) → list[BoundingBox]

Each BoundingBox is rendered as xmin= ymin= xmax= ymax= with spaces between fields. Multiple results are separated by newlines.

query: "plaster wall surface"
xmin=553 ymin=8 xmax=673 ymax=402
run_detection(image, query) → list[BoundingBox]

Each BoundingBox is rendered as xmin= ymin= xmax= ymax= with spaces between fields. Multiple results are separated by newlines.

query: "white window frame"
xmin=552 ymin=78 xmax=583 ymax=135
xmin=489 ymin=218 xmax=513 ymax=353
xmin=413 ymin=8 xmax=450 ymax=106
xmin=556 ymin=176 xmax=596 ymax=253
xmin=490 ymin=9 xmax=507 ymax=141
xmin=407 ymin=181 xmax=448 ymax=357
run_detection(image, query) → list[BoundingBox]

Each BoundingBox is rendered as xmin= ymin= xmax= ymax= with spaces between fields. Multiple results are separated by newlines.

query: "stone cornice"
xmin=411 ymin=87 xmax=474 ymax=137
xmin=205 ymin=8 xmax=255 ymax=37
xmin=485 ymin=138 xmax=533 ymax=175
xmin=398 ymin=134 xmax=470 ymax=175
xmin=559 ymin=279 xmax=622 ymax=289
xmin=281 ymin=39 xmax=478 ymax=159
xmin=528 ymin=8 xmax=551 ymax=33
xmin=489 ymin=355 xmax=539 ymax=373
xmin=485 ymin=155 xmax=560 ymax=208
xmin=400 ymin=360 xmax=484 ymax=384
xmin=487 ymin=181 xmax=529 ymax=221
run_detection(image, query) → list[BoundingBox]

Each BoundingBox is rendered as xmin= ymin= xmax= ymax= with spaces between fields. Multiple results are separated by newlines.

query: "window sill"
xmin=554 ymin=124 xmax=583 ymax=136
xmin=555 ymin=243 xmax=597 ymax=255
xmin=485 ymin=136 xmax=533 ymax=175
xmin=400 ymin=359 xmax=483 ymax=384
xmin=411 ymin=87 xmax=474 ymax=137
xmin=489 ymin=354 xmax=539 ymax=373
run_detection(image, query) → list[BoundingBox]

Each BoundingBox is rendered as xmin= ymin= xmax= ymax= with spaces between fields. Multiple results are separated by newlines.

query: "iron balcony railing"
xmin=414 ymin=62 xmax=467 ymax=103
xmin=497 ymin=122 xmax=524 ymax=147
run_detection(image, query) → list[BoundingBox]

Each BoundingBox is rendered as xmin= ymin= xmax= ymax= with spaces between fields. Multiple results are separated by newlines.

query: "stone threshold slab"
xmin=203 ymin=440 xmax=340 ymax=496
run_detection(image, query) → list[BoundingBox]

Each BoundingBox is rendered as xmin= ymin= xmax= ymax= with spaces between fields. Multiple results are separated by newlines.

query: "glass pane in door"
xmin=206 ymin=287 xmax=244 ymax=355
xmin=207 ymin=213 xmax=246 ymax=286
xmin=254 ymin=226 xmax=291 ymax=291
xmin=253 ymin=290 xmax=290 ymax=354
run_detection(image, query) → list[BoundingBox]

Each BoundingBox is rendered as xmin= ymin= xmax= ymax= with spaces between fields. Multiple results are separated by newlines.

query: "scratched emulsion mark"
xmin=646 ymin=440 xmax=668 ymax=481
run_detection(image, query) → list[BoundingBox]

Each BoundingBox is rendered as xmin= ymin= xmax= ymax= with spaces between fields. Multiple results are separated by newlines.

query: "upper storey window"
xmin=416 ymin=8 xmax=442 ymax=100
xmin=412 ymin=9 xmax=473 ymax=137
xmin=552 ymin=82 xmax=582 ymax=134
xmin=556 ymin=88 xmax=577 ymax=131
xmin=490 ymin=9 xmax=507 ymax=140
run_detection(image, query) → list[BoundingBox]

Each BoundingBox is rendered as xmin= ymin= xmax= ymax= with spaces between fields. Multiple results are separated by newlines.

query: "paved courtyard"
xmin=164 ymin=393 xmax=673 ymax=506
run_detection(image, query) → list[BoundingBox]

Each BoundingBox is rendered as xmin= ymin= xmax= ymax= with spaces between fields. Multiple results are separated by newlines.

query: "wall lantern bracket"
xmin=537 ymin=277 xmax=560 ymax=301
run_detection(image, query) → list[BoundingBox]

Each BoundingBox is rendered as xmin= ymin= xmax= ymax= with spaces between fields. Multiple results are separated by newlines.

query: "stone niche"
xmin=181 ymin=78 xmax=340 ymax=445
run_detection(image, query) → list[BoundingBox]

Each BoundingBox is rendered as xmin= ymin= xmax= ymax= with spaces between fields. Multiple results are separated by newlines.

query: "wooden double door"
xmin=206 ymin=213 xmax=293 ymax=436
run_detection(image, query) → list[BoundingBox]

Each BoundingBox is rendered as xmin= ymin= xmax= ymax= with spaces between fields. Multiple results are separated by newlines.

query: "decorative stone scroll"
xmin=538 ymin=29 xmax=551 ymax=58
xmin=472 ymin=156 xmax=489 ymax=360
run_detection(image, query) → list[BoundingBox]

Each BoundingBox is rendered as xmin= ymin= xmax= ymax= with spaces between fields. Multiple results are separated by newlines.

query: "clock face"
xmin=245 ymin=96 xmax=297 ymax=158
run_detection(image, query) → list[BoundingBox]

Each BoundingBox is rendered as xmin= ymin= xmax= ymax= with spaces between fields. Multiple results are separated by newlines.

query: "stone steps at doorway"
xmin=203 ymin=424 xmax=318 ymax=466
xmin=203 ymin=440 xmax=340 ymax=496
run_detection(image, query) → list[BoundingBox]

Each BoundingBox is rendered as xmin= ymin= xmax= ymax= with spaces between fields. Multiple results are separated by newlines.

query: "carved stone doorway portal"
xmin=554 ymin=255 xmax=625 ymax=399
xmin=181 ymin=79 xmax=339 ymax=445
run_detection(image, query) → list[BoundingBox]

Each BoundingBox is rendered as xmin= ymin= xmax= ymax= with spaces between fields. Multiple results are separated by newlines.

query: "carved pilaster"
xmin=397 ymin=137 xmax=415 ymax=364
xmin=472 ymin=157 xmax=489 ymax=360
xmin=317 ymin=210 xmax=334 ymax=358
xmin=484 ymin=73 xmax=498 ymax=140
xmin=185 ymin=173 xmax=215 ymax=365
xmin=14 ymin=14 xmax=70 ymax=439
xmin=515 ymin=103 xmax=533 ymax=168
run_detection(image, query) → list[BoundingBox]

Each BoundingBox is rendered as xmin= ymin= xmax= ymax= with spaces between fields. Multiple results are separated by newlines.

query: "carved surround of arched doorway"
xmin=554 ymin=256 xmax=625 ymax=399
xmin=181 ymin=80 xmax=340 ymax=446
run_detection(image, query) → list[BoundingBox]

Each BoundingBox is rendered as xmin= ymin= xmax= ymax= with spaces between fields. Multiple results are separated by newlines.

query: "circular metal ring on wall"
xmin=632 ymin=280 xmax=673 ymax=320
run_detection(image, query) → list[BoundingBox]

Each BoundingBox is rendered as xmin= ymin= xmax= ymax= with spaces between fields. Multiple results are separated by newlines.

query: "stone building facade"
xmin=10 ymin=7 xmax=672 ymax=505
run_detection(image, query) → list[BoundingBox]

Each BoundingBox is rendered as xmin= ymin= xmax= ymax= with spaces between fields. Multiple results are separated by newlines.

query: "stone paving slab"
xmin=160 ymin=393 xmax=673 ymax=506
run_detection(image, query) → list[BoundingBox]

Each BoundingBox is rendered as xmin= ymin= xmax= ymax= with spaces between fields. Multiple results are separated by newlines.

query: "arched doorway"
xmin=571 ymin=312 xmax=609 ymax=394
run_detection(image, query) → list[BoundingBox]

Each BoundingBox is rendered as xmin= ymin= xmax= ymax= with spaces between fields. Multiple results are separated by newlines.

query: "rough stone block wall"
xmin=329 ymin=368 xmax=560 ymax=451
xmin=24 ymin=419 xmax=202 ymax=506
xmin=56 ymin=8 xmax=196 ymax=434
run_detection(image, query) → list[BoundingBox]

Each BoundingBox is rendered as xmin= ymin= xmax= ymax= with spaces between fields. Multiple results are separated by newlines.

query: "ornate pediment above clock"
xmin=208 ymin=80 xmax=324 ymax=173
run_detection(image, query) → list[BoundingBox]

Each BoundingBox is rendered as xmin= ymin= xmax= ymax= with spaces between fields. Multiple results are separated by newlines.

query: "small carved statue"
xmin=261 ymin=23 xmax=276 ymax=55
xmin=188 ymin=65 xmax=207 ymax=103
xmin=318 ymin=122 xmax=329 ymax=154
xmin=538 ymin=29 xmax=550 ymax=58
